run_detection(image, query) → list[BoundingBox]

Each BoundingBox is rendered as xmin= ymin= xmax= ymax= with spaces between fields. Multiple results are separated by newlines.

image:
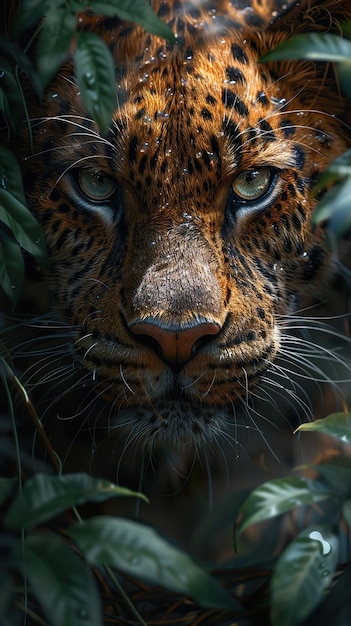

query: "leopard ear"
xmin=253 ymin=0 xmax=351 ymax=117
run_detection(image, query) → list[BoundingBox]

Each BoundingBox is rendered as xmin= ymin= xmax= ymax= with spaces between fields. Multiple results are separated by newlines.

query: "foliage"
xmin=0 ymin=0 xmax=174 ymax=306
xmin=262 ymin=29 xmax=351 ymax=245
xmin=1 ymin=472 xmax=237 ymax=626
xmin=1 ymin=3 xmax=351 ymax=625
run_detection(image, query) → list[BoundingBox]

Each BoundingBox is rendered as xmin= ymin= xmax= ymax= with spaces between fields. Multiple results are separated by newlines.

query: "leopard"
xmin=3 ymin=0 xmax=351 ymax=503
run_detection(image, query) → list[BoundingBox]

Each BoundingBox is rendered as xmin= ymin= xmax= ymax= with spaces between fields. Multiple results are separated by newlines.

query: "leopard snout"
xmin=130 ymin=319 xmax=220 ymax=365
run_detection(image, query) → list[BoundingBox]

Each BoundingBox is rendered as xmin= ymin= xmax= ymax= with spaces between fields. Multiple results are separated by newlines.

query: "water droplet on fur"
xmin=195 ymin=151 xmax=202 ymax=159
xmin=51 ymin=92 xmax=59 ymax=99
xmin=139 ymin=73 xmax=149 ymax=83
xmin=140 ymin=142 xmax=149 ymax=153
xmin=156 ymin=110 xmax=169 ymax=120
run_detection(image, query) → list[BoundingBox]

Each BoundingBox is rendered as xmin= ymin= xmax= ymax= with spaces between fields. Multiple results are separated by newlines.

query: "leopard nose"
xmin=131 ymin=320 xmax=220 ymax=365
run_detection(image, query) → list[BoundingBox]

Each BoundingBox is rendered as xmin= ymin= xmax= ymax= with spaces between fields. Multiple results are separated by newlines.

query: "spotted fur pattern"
xmin=6 ymin=0 xmax=351 ymax=459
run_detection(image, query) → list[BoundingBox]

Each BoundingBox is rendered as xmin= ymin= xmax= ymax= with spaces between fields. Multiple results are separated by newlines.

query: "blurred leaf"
xmin=5 ymin=472 xmax=147 ymax=530
xmin=0 ymin=36 xmax=42 ymax=100
xmin=37 ymin=5 xmax=76 ymax=88
xmin=13 ymin=533 xmax=102 ymax=626
xmin=74 ymin=31 xmax=116 ymax=134
xmin=236 ymin=476 xmax=330 ymax=544
xmin=343 ymin=499 xmax=351 ymax=527
xmin=0 ymin=58 xmax=24 ymax=130
xmin=262 ymin=33 xmax=351 ymax=63
xmin=0 ymin=146 xmax=27 ymax=204
xmin=312 ymin=148 xmax=351 ymax=192
xmin=0 ymin=188 xmax=47 ymax=262
xmin=336 ymin=60 xmax=351 ymax=101
xmin=312 ymin=177 xmax=351 ymax=240
xmin=0 ymin=224 xmax=24 ymax=304
xmin=12 ymin=0 xmax=48 ymax=35
xmin=310 ymin=460 xmax=351 ymax=500
xmin=78 ymin=0 xmax=175 ymax=41
xmin=296 ymin=413 xmax=351 ymax=443
xmin=0 ymin=477 xmax=16 ymax=506
xmin=69 ymin=516 xmax=240 ymax=610
xmin=271 ymin=525 xmax=339 ymax=626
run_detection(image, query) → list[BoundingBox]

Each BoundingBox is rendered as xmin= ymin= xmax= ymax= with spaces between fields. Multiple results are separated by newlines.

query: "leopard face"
xmin=12 ymin=0 xmax=351 ymax=454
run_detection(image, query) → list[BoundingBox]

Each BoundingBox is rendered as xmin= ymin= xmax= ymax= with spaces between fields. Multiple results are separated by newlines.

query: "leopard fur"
xmin=4 ymin=0 xmax=351 ymax=471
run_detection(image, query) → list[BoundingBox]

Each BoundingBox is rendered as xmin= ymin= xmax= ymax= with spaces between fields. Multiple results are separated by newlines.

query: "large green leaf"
xmin=0 ymin=146 xmax=27 ymax=204
xmin=37 ymin=4 xmax=76 ymax=88
xmin=0 ymin=224 xmax=25 ymax=303
xmin=12 ymin=0 xmax=49 ymax=36
xmin=235 ymin=476 xmax=330 ymax=544
xmin=0 ymin=188 xmax=47 ymax=261
xmin=310 ymin=461 xmax=351 ymax=500
xmin=13 ymin=533 xmax=102 ymax=626
xmin=74 ymin=0 xmax=175 ymax=41
xmin=0 ymin=477 xmax=16 ymax=507
xmin=312 ymin=148 xmax=351 ymax=192
xmin=312 ymin=177 xmax=351 ymax=240
xmin=0 ymin=36 xmax=42 ymax=100
xmin=69 ymin=516 xmax=240 ymax=610
xmin=5 ymin=473 xmax=146 ymax=530
xmin=0 ymin=58 xmax=24 ymax=130
xmin=262 ymin=33 xmax=351 ymax=63
xmin=270 ymin=525 xmax=339 ymax=626
xmin=296 ymin=413 xmax=351 ymax=443
xmin=74 ymin=31 xmax=116 ymax=135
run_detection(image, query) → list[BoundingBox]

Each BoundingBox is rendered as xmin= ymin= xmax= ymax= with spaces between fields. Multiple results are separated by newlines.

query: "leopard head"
xmin=11 ymin=0 xmax=351 ymax=453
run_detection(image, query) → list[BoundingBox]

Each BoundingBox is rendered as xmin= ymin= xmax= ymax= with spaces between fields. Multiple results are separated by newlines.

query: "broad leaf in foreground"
xmin=235 ymin=476 xmax=330 ymax=544
xmin=69 ymin=516 xmax=240 ymax=611
xmin=13 ymin=533 xmax=102 ymax=626
xmin=270 ymin=525 xmax=339 ymax=626
xmin=296 ymin=413 xmax=351 ymax=443
xmin=74 ymin=31 xmax=116 ymax=135
xmin=5 ymin=472 xmax=146 ymax=530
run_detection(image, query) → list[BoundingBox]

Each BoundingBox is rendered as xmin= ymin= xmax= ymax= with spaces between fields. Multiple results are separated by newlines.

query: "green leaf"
xmin=0 ymin=146 xmax=27 ymax=204
xmin=0 ymin=188 xmax=47 ymax=262
xmin=0 ymin=477 xmax=16 ymax=506
xmin=79 ymin=0 xmax=175 ymax=41
xmin=5 ymin=472 xmax=146 ymax=529
xmin=262 ymin=33 xmax=351 ymax=64
xmin=296 ymin=413 xmax=351 ymax=443
xmin=0 ymin=36 xmax=42 ymax=100
xmin=13 ymin=533 xmax=102 ymax=626
xmin=270 ymin=525 xmax=339 ymax=626
xmin=312 ymin=177 xmax=351 ymax=241
xmin=309 ymin=459 xmax=351 ymax=500
xmin=343 ymin=499 xmax=351 ymax=527
xmin=312 ymin=147 xmax=351 ymax=192
xmin=236 ymin=476 xmax=330 ymax=544
xmin=69 ymin=516 xmax=240 ymax=611
xmin=336 ymin=60 xmax=351 ymax=101
xmin=0 ymin=224 xmax=25 ymax=304
xmin=12 ymin=0 xmax=48 ymax=36
xmin=37 ymin=5 xmax=76 ymax=88
xmin=0 ymin=58 xmax=24 ymax=130
xmin=74 ymin=31 xmax=116 ymax=134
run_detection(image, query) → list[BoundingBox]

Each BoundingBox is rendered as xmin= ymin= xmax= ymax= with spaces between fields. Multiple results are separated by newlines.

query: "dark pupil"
xmin=246 ymin=171 xmax=258 ymax=184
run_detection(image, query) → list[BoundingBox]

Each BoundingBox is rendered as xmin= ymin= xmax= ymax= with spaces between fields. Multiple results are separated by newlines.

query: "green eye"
xmin=232 ymin=167 xmax=273 ymax=201
xmin=77 ymin=170 xmax=117 ymax=201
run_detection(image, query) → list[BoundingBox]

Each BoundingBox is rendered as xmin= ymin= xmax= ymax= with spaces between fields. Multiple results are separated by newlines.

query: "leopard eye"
xmin=77 ymin=169 xmax=117 ymax=202
xmin=232 ymin=167 xmax=274 ymax=201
